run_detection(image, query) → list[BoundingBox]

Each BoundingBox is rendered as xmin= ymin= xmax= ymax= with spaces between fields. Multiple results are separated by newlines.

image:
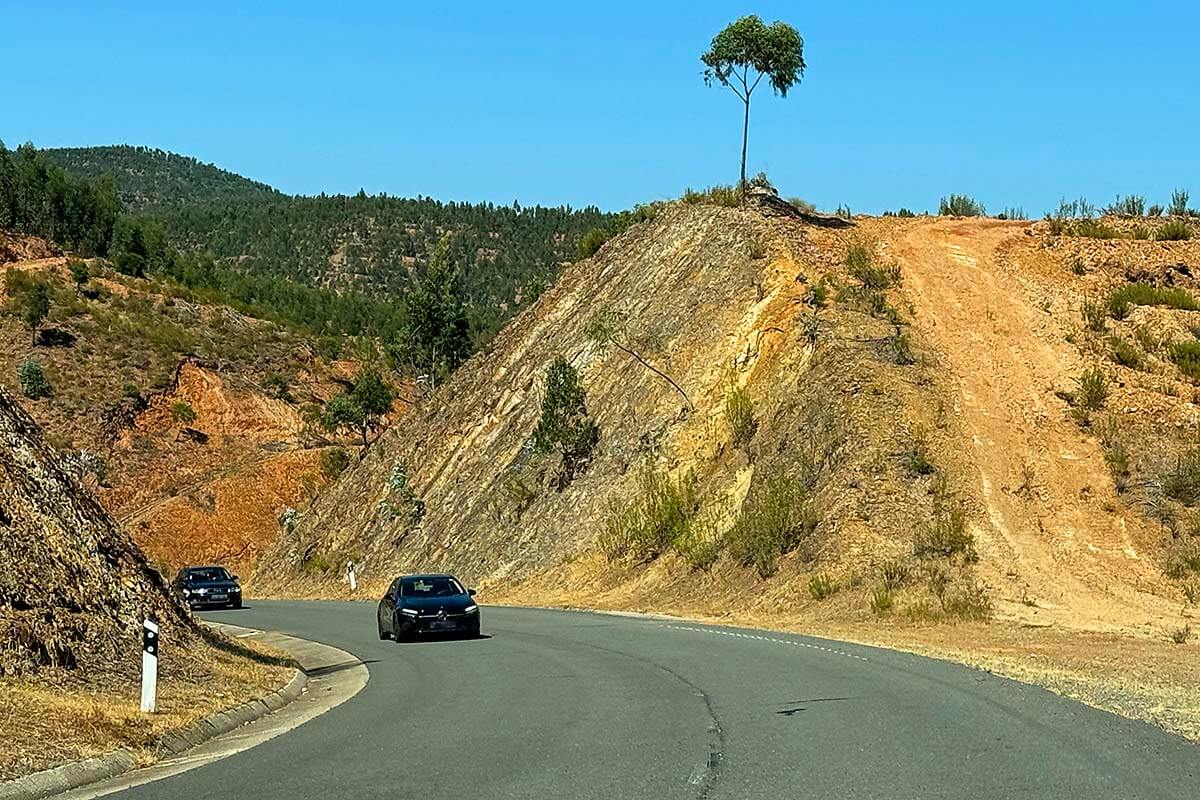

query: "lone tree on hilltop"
xmin=702 ymin=16 xmax=805 ymax=192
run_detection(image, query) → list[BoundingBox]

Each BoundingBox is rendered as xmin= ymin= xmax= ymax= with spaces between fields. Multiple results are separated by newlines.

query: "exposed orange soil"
xmin=883 ymin=218 xmax=1176 ymax=633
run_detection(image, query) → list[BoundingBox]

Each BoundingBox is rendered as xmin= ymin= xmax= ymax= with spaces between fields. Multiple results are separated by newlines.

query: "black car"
xmin=174 ymin=565 xmax=243 ymax=610
xmin=377 ymin=574 xmax=480 ymax=641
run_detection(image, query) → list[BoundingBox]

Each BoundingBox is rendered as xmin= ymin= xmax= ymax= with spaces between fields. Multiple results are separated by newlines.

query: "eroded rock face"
xmin=0 ymin=386 xmax=193 ymax=677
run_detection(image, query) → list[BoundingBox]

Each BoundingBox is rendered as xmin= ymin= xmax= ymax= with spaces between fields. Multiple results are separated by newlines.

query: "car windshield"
xmin=400 ymin=577 xmax=464 ymax=598
xmin=185 ymin=567 xmax=231 ymax=582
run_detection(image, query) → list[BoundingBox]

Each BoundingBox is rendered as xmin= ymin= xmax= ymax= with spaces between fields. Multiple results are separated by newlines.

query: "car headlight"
xmin=463 ymin=604 xmax=478 ymax=614
xmin=399 ymin=608 xmax=419 ymax=616
xmin=230 ymin=587 xmax=241 ymax=593
xmin=195 ymin=588 xmax=208 ymax=595
xmin=182 ymin=588 xmax=191 ymax=596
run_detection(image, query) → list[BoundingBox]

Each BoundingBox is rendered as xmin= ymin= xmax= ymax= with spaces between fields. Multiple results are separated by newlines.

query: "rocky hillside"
xmin=0 ymin=239 xmax=368 ymax=576
xmin=260 ymin=201 xmax=1199 ymax=641
xmin=0 ymin=384 xmax=193 ymax=675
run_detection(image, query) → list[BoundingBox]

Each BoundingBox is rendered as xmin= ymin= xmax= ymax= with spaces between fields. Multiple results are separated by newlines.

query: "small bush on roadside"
xmin=1096 ymin=417 xmax=1131 ymax=492
xmin=1076 ymin=368 xmax=1109 ymax=410
xmin=914 ymin=502 xmax=977 ymax=561
xmin=263 ymin=373 xmax=294 ymax=402
xmin=938 ymin=194 xmax=986 ymax=217
xmin=320 ymin=447 xmax=352 ymax=480
xmin=888 ymin=330 xmax=915 ymax=365
xmin=1129 ymin=224 xmax=1151 ymax=241
xmin=870 ymin=586 xmax=894 ymax=614
xmin=1109 ymin=283 xmax=1200 ymax=313
xmin=599 ymin=468 xmax=699 ymax=563
xmin=940 ymin=579 xmax=993 ymax=620
xmin=1170 ymin=625 xmax=1192 ymax=645
xmin=17 ymin=359 xmax=51 ymax=399
xmin=1163 ymin=539 xmax=1200 ymax=579
xmin=1156 ymin=220 xmax=1193 ymax=241
xmin=725 ymin=474 xmax=818 ymax=578
xmin=1073 ymin=219 xmax=1121 ymax=239
xmin=1169 ymin=189 xmax=1190 ymax=218
xmin=880 ymin=559 xmax=911 ymax=590
xmin=808 ymin=572 xmax=837 ymax=601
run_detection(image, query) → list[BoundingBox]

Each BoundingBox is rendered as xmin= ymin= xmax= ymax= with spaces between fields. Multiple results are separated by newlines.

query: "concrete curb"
xmin=0 ymin=654 xmax=307 ymax=800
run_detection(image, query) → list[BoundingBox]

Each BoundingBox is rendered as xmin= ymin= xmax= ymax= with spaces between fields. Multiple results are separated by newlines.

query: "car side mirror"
xmin=468 ymin=589 xmax=477 ymax=597
xmin=232 ymin=575 xmax=239 ymax=581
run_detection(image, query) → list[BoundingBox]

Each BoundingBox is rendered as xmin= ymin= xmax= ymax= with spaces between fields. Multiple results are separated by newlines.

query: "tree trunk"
xmin=740 ymin=96 xmax=750 ymax=194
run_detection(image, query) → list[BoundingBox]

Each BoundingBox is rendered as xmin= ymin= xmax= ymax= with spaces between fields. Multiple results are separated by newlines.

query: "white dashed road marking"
xmin=664 ymin=625 xmax=870 ymax=662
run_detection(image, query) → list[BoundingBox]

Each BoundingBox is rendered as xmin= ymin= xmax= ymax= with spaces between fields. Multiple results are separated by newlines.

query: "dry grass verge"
xmin=0 ymin=631 xmax=293 ymax=781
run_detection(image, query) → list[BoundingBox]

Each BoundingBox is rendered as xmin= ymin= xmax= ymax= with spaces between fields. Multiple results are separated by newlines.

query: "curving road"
xmin=105 ymin=601 xmax=1193 ymax=799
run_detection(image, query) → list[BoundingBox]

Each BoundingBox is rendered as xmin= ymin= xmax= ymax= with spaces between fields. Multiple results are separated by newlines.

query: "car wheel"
xmin=392 ymin=614 xmax=407 ymax=643
xmin=378 ymin=621 xmax=390 ymax=640
xmin=232 ymin=598 xmax=243 ymax=610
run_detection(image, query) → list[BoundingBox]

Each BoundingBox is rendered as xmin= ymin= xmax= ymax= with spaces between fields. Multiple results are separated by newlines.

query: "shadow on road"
xmin=392 ymin=634 xmax=494 ymax=646
xmin=305 ymin=659 xmax=381 ymax=678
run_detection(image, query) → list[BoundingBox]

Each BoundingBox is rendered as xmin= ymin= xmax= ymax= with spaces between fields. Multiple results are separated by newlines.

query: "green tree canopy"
xmin=322 ymin=368 xmax=395 ymax=448
xmin=701 ymin=16 xmax=806 ymax=190
xmin=532 ymin=356 xmax=599 ymax=486
xmin=19 ymin=280 xmax=50 ymax=345
xmin=388 ymin=238 xmax=472 ymax=385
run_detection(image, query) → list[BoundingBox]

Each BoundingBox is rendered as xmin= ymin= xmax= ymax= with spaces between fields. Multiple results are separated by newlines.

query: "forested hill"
xmin=46 ymin=145 xmax=615 ymax=338
xmin=44 ymin=145 xmax=277 ymax=212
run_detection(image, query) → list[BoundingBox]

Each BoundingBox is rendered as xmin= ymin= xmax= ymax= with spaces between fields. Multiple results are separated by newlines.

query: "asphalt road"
xmin=109 ymin=601 xmax=1195 ymax=799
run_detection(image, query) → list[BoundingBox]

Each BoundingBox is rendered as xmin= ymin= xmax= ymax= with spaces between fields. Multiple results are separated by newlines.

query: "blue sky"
xmin=7 ymin=1 xmax=1198 ymax=214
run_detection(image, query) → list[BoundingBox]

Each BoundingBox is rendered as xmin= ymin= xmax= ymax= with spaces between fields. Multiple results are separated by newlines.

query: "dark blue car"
xmin=174 ymin=565 xmax=243 ymax=610
xmin=377 ymin=574 xmax=480 ymax=641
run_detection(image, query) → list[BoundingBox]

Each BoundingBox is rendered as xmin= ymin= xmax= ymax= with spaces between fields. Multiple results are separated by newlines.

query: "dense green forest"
xmin=44 ymin=145 xmax=277 ymax=211
xmin=3 ymin=142 xmax=404 ymax=339
xmin=45 ymin=144 xmax=615 ymax=340
xmin=0 ymin=142 xmax=120 ymax=255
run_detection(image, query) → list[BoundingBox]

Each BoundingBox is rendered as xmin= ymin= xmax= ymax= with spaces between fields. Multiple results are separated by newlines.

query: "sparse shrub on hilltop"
xmin=1105 ymin=195 xmax=1146 ymax=217
xmin=1169 ymin=189 xmax=1191 ymax=217
xmin=938 ymin=194 xmax=986 ymax=217
xmin=1155 ymin=219 xmax=1193 ymax=241
xmin=682 ymin=185 xmax=741 ymax=207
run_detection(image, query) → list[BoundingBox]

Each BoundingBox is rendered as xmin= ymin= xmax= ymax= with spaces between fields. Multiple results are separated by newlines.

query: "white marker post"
xmin=141 ymin=617 xmax=158 ymax=714
xmin=346 ymin=560 xmax=357 ymax=593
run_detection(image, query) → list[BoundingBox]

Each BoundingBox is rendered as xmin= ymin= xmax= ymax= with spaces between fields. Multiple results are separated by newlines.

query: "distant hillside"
xmin=47 ymin=145 xmax=616 ymax=339
xmin=44 ymin=145 xmax=277 ymax=212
